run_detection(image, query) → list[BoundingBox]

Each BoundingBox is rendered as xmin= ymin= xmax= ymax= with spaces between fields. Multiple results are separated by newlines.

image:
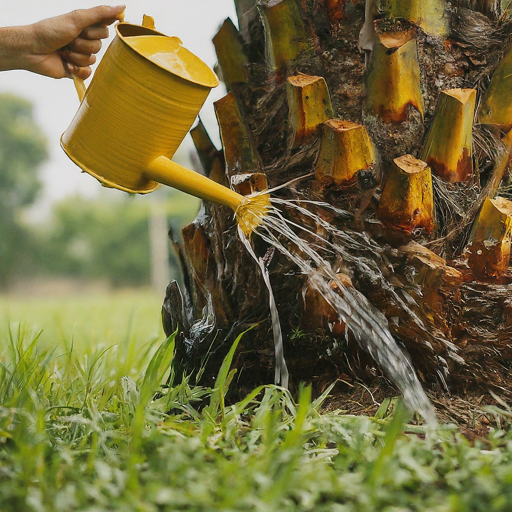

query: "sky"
xmin=0 ymin=0 xmax=237 ymax=213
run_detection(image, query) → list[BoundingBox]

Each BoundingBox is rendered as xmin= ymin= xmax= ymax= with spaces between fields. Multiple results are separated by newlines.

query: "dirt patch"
xmin=321 ymin=378 xmax=504 ymax=441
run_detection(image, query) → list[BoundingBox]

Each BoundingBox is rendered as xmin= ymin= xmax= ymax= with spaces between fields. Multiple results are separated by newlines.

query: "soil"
xmin=321 ymin=378 xmax=499 ymax=442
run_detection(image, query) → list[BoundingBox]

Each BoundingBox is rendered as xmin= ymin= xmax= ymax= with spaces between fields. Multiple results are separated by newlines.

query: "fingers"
xmin=67 ymin=37 xmax=102 ymax=54
xmin=61 ymin=50 xmax=96 ymax=67
xmin=63 ymin=5 xmax=123 ymax=71
xmin=61 ymin=46 xmax=96 ymax=80
xmin=65 ymin=62 xmax=92 ymax=80
xmin=62 ymin=12 xmax=113 ymax=81
xmin=80 ymin=25 xmax=109 ymax=40
xmin=69 ymin=5 xmax=126 ymax=32
xmin=59 ymin=5 xmax=124 ymax=83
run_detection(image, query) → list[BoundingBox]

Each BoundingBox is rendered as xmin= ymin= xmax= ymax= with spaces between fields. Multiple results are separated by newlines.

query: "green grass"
xmin=1 ymin=293 xmax=512 ymax=511
xmin=0 ymin=291 xmax=163 ymax=355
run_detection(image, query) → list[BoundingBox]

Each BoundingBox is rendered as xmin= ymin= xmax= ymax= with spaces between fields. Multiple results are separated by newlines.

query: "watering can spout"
xmin=146 ymin=156 xmax=243 ymax=211
xmin=62 ymin=19 xmax=270 ymax=235
xmin=147 ymin=156 xmax=270 ymax=236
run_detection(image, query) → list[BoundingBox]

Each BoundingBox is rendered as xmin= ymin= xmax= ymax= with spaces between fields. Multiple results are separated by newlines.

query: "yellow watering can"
xmin=61 ymin=18 xmax=269 ymax=235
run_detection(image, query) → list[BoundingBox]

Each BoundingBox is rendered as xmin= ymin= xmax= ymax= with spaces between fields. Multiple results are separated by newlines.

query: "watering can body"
xmin=61 ymin=22 xmax=245 ymax=211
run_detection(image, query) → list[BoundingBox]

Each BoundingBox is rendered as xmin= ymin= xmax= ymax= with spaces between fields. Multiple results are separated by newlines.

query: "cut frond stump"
xmin=213 ymin=18 xmax=249 ymax=91
xmin=420 ymin=88 xmax=476 ymax=183
xmin=231 ymin=173 xmax=269 ymax=196
xmin=209 ymin=159 xmax=230 ymax=187
xmin=479 ymin=46 xmax=512 ymax=130
xmin=315 ymin=120 xmax=376 ymax=187
xmin=259 ymin=0 xmax=308 ymax=71
xmin=485 ymin=128 xmax=512 ymax=199
xmin=365 ymin=29 xmax=424 ymax=123
xmin=300 ymin=273 xmax=353 ymax=336
xmin=214 ymin=92 xmax=262 ymax=177
xmin=378 ymin=0 xmax=449 ymax=37
xmin=234 ymin=0 xmax=260 ymax=45
xmin=182 ymin=221 xmax=210 ymax=285
xmin=466 ymin=196 xmax=512 ymax=278
xmin=287 ymin=75 xmax=334 ymax=149
xmin=191 ymin=120 xmax=222 ymax=176
xmin=401 ymin=242 xmax=463 ymax=333
xmin=191 ymin=121 xmax=228 ymax=186
xmin=377 ymin=155 xmax=434 ymax=234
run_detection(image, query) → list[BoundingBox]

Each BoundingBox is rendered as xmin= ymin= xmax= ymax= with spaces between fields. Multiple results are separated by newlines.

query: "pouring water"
xmin=236 ymin=192 xmax=437 ymax=428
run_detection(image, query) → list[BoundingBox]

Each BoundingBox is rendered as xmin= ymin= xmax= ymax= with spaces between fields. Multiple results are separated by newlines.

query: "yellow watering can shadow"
xmin=62 ymin=17 xmax=269 ymax=236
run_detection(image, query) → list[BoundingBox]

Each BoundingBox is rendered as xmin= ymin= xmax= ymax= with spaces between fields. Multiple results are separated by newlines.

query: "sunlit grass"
xmin=1 ymin=293 xmax=512 ymax=511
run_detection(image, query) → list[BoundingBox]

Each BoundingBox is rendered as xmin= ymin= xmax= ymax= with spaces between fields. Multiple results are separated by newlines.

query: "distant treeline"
xmin=0 ymin=93 xmax=199 ymax=290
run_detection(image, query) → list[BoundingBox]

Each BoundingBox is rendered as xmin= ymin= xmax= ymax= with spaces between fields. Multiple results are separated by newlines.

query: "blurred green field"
xmin=2 ymin=293 xmax=512 ymax=511
xmin=0 ymin=290 xmax=164 ymax=356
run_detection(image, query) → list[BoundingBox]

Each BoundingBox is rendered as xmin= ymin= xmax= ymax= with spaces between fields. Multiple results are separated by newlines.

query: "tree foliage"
xmin=39 ymin=195 xmax=152 ymax=287
xmin=0 ymin=94 xmax=47 ymax=209
xmin=34 ymin=192 xmax=200 ymax=288
xmin=0 ymin=94 xmax=48 ymax=287
xmin=0 ymin=92 xmax=199 ymax=289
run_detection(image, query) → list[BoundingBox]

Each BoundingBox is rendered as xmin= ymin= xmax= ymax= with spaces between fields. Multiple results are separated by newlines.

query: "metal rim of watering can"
xmin=115 ymin=22 xmax=220 ymax=89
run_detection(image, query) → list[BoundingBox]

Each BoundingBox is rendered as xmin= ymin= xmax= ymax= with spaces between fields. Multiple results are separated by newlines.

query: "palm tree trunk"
xmin=163 ymin=0 xmax=512 ymax=396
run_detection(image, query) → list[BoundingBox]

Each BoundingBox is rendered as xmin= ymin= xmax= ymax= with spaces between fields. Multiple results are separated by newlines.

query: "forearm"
xmin=0 ymin=25 xmax=34 ymax=72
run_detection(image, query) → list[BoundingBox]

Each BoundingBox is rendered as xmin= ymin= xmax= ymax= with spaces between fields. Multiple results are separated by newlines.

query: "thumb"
xmin=70 ymin=5 xmax=125 ymax=30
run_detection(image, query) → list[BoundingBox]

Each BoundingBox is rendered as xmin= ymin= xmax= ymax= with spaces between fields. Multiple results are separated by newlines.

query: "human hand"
xmin=0 ymin=5 xmax=125 ymax=79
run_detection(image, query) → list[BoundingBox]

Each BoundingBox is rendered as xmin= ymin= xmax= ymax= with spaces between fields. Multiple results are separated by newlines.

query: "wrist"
xmin=0 ymin=24 xmax=35 ymax=72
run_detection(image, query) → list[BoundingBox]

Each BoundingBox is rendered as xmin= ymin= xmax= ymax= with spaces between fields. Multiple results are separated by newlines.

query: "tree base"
xmin=162 ymin=1 xmax=512 ymax=399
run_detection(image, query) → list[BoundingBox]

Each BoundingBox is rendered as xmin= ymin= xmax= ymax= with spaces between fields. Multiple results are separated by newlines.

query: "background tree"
xmin=0 ymin=91 xmax=198 ymax=291
xmin=0 ymin=93 xmax=47 ymax=288
xmin=33 ymin=191 xmax=200 ymax=289
xmin=38 ymin=196 xmax=152 ymax=288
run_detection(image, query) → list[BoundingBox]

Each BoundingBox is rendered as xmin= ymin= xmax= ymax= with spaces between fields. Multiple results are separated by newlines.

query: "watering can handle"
xmin=72 ymin=10 xmax=157 ymax=103
xmin=73 ymin=75 xmax=87 ymax=102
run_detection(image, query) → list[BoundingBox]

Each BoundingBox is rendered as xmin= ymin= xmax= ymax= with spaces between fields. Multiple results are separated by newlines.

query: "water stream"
xmin=239 ymin=231 xmax=290 ymax=389
xmin=238 ymin=195 xmax=437 ymax=427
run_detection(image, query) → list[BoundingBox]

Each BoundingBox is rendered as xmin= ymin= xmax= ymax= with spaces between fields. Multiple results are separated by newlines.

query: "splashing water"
xmin=236 ymin=192 xmax=437 ymax=427
xmin=239 ymin=230 xmax=289 ymax=389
